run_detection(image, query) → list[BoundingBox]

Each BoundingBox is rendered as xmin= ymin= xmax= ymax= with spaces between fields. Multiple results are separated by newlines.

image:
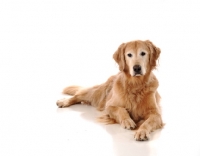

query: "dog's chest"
xmin=126 ymin=85 xmax=147 ymax=103
xmin=125 ymin=86 xmax=148 ymax=120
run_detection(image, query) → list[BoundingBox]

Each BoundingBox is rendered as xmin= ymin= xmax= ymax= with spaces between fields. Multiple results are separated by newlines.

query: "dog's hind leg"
xmin=56 ymin=88 xmax=92 ymax=108
xmin=56 ymin=96 xmax=82 ymax=108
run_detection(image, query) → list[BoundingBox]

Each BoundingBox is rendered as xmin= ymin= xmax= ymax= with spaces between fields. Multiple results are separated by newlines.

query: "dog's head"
xmin=113 ymin=40 xmax=160 ymax=77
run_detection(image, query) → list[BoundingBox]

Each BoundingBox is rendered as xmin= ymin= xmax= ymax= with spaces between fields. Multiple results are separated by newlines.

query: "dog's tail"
xmin=62 ymin=86 xmax=83 ymax=96
xmin=97 ymin=114 xmax=116 ymax=124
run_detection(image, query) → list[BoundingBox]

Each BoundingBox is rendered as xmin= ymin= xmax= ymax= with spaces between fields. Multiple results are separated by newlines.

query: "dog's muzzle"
xmin=133 ymin=65 xmax=142 ymax=76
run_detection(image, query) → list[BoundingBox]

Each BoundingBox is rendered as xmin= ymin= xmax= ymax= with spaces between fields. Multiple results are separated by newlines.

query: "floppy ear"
xmin=113 ymin=43 xmax=126 ymax=71
xmin=145 ymin=40 xmax=161 ymax=69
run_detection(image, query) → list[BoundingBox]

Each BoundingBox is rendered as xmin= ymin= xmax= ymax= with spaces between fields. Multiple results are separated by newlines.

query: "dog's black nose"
xmin=133 ymin=65 xmax=141 ymax=73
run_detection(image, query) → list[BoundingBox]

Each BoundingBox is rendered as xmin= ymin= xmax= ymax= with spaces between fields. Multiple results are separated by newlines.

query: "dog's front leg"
xmin=134 ymin=93 xmax=163 ymax=141
xmin=106 ymin=106 xmax=136 ymax=129
xmin=134 ymin=114 xmax=162 ymax=141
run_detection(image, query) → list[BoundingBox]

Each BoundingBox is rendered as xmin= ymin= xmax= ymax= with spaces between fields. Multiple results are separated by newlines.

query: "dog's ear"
xmin=113 ymin=43 xmax=126 ymax=71
xmin=145 ymin=40 xmax=161 ymax=69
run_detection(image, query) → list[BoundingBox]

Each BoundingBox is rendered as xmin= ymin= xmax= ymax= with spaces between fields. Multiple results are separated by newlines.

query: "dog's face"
xmin=125 ymin=45 xmax=149 ymax=76
xmin=113 ymin=40 xmax=160 ymax=77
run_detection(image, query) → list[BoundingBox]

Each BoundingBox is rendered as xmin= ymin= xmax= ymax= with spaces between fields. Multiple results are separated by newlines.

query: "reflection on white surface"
xmin=1 ymin=0 xmax=200 ymax=156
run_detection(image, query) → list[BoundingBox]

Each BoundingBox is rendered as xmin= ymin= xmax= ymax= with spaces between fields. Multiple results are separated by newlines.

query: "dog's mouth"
xmin=133 ymin=73 xmax=143 ymax=77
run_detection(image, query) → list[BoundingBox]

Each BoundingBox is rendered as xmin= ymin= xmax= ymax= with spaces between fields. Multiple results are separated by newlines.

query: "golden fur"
xmin=57 ymin=40 xmax=164 ymax=141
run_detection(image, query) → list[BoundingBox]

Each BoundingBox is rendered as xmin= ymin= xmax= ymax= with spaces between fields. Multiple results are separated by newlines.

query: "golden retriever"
xmin=56 ymin=40 xmax=164 ymax=141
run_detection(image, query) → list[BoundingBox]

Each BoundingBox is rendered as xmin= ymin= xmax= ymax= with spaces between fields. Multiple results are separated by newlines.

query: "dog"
xmin=56 ymin=40 xmax=164 ymax=141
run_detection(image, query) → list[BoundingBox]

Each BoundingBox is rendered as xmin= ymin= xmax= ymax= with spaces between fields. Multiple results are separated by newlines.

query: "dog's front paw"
xmin=56 ymin=98 xmax=69 ymax=108
xmin=134 ymin=129 xmax=150 ymax=141
xmin=121 ymin=118 xmax=136 ymax=130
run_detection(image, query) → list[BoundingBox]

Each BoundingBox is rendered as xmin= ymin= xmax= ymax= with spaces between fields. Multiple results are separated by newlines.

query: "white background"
xmin=1 ymin=0 xmax=200 ymax=156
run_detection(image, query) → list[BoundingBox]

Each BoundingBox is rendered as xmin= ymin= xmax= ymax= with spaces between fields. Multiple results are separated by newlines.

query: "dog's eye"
xmin=141 ymin=52 xmax=146 ymax=56
xmin=127 ymin=53 xmax=132 ymax=57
